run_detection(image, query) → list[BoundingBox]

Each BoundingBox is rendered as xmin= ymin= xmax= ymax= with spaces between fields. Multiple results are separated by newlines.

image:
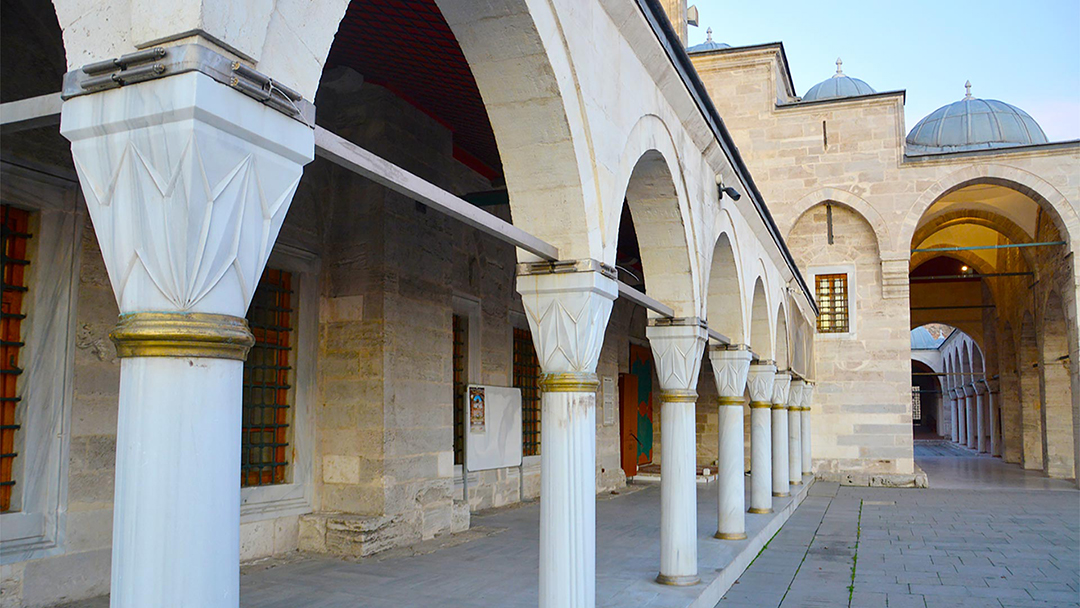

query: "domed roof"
xmin=801 ymin=58 xmax=876 ymax=102
xmin=906 ymin=82 xmax=1048 ymax=153
xmin=687 ymin=28 xmax=731 ymax=53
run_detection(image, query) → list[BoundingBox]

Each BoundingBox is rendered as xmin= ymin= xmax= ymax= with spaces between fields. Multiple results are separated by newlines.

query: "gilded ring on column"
xmin=540 ymin=372 xmax=599 ymax=393
xmin=110 ymin=312 xmax=255 ymax=360
xmin=717 ymin=396 xmax=743 ymax=406
xmin=771 ymin=404 xmax=788 ymax=410
xmin=713 ymin=531 xmax=747 ymax=541
xmin=661 ymin=389 xmax=698 ymax=403
xmin=748 ymin=401 xmax=771 ymax=409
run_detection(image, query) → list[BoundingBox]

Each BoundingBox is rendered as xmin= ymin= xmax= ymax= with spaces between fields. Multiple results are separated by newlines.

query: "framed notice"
xmin=469 ymin=386 xmax=486 ymax=433
xmin=602 ymin=376 xmax=615 ymax=426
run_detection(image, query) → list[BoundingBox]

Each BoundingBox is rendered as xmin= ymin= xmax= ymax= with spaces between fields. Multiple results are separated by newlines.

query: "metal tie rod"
xmin=911 ymin=242 xmax=1066 ymax=253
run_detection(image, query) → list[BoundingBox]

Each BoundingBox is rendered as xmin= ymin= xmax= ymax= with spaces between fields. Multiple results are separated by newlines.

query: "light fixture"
xmin=960 ymin=265 xmax=970 ymax=273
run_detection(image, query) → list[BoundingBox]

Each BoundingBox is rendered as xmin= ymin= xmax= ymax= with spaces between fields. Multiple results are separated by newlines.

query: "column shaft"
xmin=540 ymin=386 xmax=596 ymax=606
xmin=749 ymin=405 xmax=772 ymax=512
xmin=771 ymin=406 xmax=789 ymax=497
xmin=112 ymin=357 xmax=241 ymax=606
xmin=789 ymin=407 xmax=802 ymax=485
xmin=657 ymin=392 xmax=699 ymax=585
xmin=966 ymin=390 xmax=977 ymax=449
xmin=957 ymin=392 xmax=967 ymax=445
xmin=716 ymin=400 xmax=746 ymax=538
xmin=950 ymin=392 xmax=960 ymax=443
xmin=801 ymin=383 xmax=814 ymax=476
xmin=976 ymin=389 xmax=988 ymax=453
xmin=989 ymin=386 xmax=1002 ymax=457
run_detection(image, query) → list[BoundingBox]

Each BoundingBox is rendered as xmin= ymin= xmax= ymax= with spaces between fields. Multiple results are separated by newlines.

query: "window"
xmin=242 ymin=268 xmax=294 ymax=487
xmin=1 ymin=205 xmax=31 ymax=512
xmin=452 ymin=315 xmax=466 ymax=465
xmin=816 ymin=273 xmax=849 ymax=333
xmin=514 ymin=328 xmax=541 ymax=456
xmin=911 ymin=387 xmax=922 ymax=422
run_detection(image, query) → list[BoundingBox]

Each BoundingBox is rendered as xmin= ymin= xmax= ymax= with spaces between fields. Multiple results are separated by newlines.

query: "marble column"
xmin=955 ymin=388 xmax=967 ymax=446
xmin=771 ymin=372 xmax=791 ymax=497
xmin=788 ymin=379 xmax=804 ymax=486
xmin=709 ymin=345 xmax=753 ymax=540
xmin=949 ymin=389 xmax=960 ymax=444
xmin=646 ymin=319 xmax=708 ymax=586
xmin=801 ymin=382 xmax=814 ymax=475
xmin=987 ymin=380 xmax=1002 ymax=457
xmin=61 ymin=68 xmax=314 ymax=607
xmin=747 ymin=361 xmax=777 ymax=514
xmin=974 ymin=381 xmax=989 ymax=453
xmin=972 ymin=384 xmax=980 ymax=451
xmin=517 ymin=260 xmax=617 ymax=608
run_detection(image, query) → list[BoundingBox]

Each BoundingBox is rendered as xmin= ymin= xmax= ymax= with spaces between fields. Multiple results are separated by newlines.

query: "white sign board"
xmin=602 ymin=376 xmax=615 ymax=426
xmin=465 ymin=385 xmax=522 ymax=472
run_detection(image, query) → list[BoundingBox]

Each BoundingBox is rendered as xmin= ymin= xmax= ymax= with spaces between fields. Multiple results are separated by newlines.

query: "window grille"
xmin=1 ymin=205 xmax=31 ymax=512
xmin=242 ymin=268 xmax=294 ymax=487
xmin=911 ymin=387 xmax=922 ymax=422
xmin=452 ymin=315 xmax=466 ymax=465
xmin=816 ymin=273 xmax=850 ymax=333
xmin=514 ymin=328 xmax=541 ymax=456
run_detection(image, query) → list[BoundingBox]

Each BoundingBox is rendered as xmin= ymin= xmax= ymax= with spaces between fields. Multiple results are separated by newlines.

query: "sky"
xmin=686 ymin=0 xmax=1080 ymax=142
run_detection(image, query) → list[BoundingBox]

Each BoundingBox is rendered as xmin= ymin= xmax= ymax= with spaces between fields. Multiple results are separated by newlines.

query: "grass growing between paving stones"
xmin=748 ymin=527 xmax=783 ymax=566
xmin=846 ymin=499 xmax=863 ymax=606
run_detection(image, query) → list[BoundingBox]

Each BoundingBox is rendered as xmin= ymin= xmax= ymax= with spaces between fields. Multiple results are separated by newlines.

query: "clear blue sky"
xmin=686 ymin=0 xmax=1080 ymax=142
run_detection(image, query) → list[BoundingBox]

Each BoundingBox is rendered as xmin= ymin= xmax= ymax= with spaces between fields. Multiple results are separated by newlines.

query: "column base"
xmin=772 ymin=492 xmax=790 ymax=497
xmin=791 ymin=481 xmax=803 ymax=486
xmin=747 ymin=507 xmax=773 ymax=514
xmin=656 ymin=573 xmax=700 ymax=586
xmin=714 ymin=531 xmax=747 ymax=540
xmin=802 ymin=470 xmax=811 ymax=476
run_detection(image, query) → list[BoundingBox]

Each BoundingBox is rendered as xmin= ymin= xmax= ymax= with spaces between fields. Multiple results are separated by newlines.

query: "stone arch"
xmin=706 ymin=231 xmax=745 ymax=344
xmin=785 ymin=188 xmax=890 ymax=255
xmin=898 ymin=165 xmax=1080 ymax=256
xmin=911 ymin=208 xmax=1034 ymax=250
xmin=748 ymin=277 xmax=773 ymax=360
xmin=613 ymin=121 xmax=699 ymax=316
xmin=1038 ymin=291 xmax=1076 ymax=479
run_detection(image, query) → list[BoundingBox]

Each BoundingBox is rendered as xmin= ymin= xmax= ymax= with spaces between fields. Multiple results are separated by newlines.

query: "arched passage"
xmin=706 ymin=232 xmax=744 ymax=344
xmin=748 ymin=278 xmax=772 ymax=360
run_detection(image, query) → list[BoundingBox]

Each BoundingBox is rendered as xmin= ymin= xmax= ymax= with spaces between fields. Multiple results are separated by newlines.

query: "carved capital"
xmin=962 ymin=384 xmax=976 ymax=397
xmin=974 ymin=380 xmax=988 ymax=395
xmin=747 ymin=360 xmax=777 ymax=404
xmin=771 ymin=371 xmax=791 ymax=406
xmin=801 ymin=382 xmax=814 ymax=410
xmin=61 ymin=71 xmax=315 ymax=317
xmin=788 ymin=379 xmax=805 ymax=409
xmin=708 ymin=344 xmax=753 ymax=399
xmin=645 ymin=318 xmax=708 ymax=392
xmin=516 ymin=260 xmax=618 ymax=374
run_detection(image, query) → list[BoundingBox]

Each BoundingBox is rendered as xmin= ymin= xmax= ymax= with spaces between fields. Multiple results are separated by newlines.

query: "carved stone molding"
xmin=61 ymin=71 xmax=315 ymax=317
xmin=708 ymin=345 xmax=753 ymax=399
xmin=747 ymin=361 xmax=777 ymax=404
xmin=771 ymin=371 xmax=791 ymax=406
xmin=646 ymin=319 xmax=708 ymax=393
xmin=516 ymin=260 xmax=618 ymax=374
xmin=801 ymin=382 xmax=814 ymax=410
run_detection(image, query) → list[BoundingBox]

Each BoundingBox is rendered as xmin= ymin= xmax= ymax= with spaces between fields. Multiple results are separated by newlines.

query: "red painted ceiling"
xmin=327 ymin=0 xmax=501 ymax=180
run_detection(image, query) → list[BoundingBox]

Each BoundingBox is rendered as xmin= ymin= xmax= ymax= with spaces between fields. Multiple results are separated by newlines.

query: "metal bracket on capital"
xmin=647 ymin=316 xmax=707 ymax=329
xmin=61 ymin=44 xmax=316 ymax=126
xmin=515 ymin=258 xmax=618 ymax=279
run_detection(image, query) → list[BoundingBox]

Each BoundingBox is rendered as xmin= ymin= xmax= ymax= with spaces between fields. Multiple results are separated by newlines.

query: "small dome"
xmin=688 ymin=27 xmax=731 ymax=53
xmin=801 ymin=58 xmax=876 ymax=102
xmin=906 ymin=81 xmax=1048 ymax=153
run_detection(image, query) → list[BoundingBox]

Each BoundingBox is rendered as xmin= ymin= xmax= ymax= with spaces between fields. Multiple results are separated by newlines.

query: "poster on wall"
xmin=602 ymin=376 xmax=615 ymax=426
xmin=469 ymin=386 xmax=486 ymax=433
xmin=466 ymin=385 xmax=522 ymax=471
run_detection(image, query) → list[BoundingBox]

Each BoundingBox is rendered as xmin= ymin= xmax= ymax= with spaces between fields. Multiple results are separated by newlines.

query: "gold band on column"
xmin=110 ymin=312 xmax=255 ymax=360
xmin=661 ymin=389 xmax=698 ymax=403
xmin=540 ymin=372 xmax=599 ymax=393
xmin=714 ymin=531 xmax=747 ymax=540
xmin=747 ymin=507 xmax=772 ymax=514
xmin=718 ymin=396 xmax=743 ymax=406
xmin=771 ymin=404 xmax=788 ymax=410
xmin=749 ymin=401 xmax=771 ymax=409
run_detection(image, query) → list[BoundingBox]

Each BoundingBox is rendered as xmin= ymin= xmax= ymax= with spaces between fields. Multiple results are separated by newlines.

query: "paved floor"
xmin=716 ymin=445 xmax=1080 ymax=608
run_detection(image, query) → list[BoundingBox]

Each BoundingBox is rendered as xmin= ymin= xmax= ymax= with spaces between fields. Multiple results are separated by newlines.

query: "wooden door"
xmin=629 ymin=344 xmax=654 ymax=465
xmin=619 ymin=373 xmax=639 ymax=477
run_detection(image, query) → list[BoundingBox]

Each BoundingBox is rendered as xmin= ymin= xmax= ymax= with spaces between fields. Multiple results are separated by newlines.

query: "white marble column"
xmin=974 ymin=381 xmax=989 ymax=453
xmin=987 ymin=380 xmax=1002 ymax=457
xmin=771 ymin=372 xmax=791 ymax=497
xmin=647 ymin=319 xmax=708 ymax=585
xmin=964 ymin=384 xmax=977 ymax=450
xmin=709 ymin=345 xmax=753 ymax=540
xmin=788 ymin=379 xmax=804 ymax=486
xmin=61 ymin=68 xmax=313 ymax=607
xmin=801 ymin=382 xmax=813 ymax=475
xmin=747 ymin=361 xmax=777 ymax=514
xmin=517 ymin=260 xmax=617 ymax=608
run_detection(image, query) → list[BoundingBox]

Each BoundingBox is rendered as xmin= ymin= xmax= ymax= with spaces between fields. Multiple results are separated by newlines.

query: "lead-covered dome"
xmin=687 ymin=27 xmax=730 ymax=53
xmin=802 ymin=58 xmax=876 ymax=102
xmin=906 ymin=82 xmax=1048 ymax=153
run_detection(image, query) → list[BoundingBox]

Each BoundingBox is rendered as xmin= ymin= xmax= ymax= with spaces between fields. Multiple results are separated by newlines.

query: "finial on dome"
xmin=964 ymin=80 xmax=972 ymax=99
xmin=834 ymin=57 xmax=844 ymax=77
xmin=705 ymin=27 xmax=713 ymax=42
